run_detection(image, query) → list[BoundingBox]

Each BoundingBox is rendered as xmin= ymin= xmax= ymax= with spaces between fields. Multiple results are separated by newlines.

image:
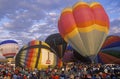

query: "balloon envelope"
xmin=0 ymin=40 xmax=19 ymax=58
xmin=15 ymin=40 xmax=57 ymax=70
xmin=58 ymin=2 xmax=109 ymax=61
xmin=98 ymin=35 xmax=120 ymax=64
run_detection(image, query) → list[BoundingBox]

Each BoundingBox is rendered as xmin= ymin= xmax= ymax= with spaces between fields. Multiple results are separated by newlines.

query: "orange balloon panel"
xmin=91 ymin=2 xmax=109 ymax=27
xmin=58 ymin=9 xmax=76 ymax=38
xmin=73 ymin=2 xmax=94 ymax=28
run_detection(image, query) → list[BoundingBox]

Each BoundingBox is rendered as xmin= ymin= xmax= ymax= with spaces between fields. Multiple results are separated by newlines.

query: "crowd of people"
xmin=0 ymin=62 xmax=120 ymax=79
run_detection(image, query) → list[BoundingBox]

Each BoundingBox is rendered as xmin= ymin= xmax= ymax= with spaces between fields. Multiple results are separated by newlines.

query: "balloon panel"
xmin=102 ymin=47 xmax=120 ymax=52
xmin=98 ymin=53 xmax=120 ymax=64
xmin=102 ymin=41 xmax=120 ymax=49
xmin=0 ymin=40 xmax=18 ymax=45
xmin=102 ymin=36 xmax=120 ymax=48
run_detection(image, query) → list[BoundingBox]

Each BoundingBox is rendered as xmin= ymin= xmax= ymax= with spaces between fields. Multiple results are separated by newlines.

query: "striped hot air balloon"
xmin=98 ymin=35 xmax=120 ymax=64
xmin=15 ymin=40 xmax=57 ymax=70
xmin=0 ymin=40 xmax=19 ymax=58
xmin=58 ymin=1 xmax=109 ymax=62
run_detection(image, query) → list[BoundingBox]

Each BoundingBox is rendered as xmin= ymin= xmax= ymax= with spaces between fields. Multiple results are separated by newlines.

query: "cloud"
xmin=0 ymin=0 xmax=120 ymax=48
xmin=0 ymin=0 xmax=59 ymax=42
xmin=0 ymin=0 xmax=21 ymax=18
xmin=110 ymin=18 xmax=120 ymax=34
xmin=104 ymin=0 xmax=120 ymax=21
xmin=110 ymin=27 xmax=120 ymax=34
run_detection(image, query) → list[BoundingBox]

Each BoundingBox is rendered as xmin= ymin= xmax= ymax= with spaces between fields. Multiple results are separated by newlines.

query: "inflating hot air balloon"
xmin=58 ymin=1 xmax=109 ymax=62
xmin=0 ymin=40 xmax=19 ymax=63
xmin=15 ymin=40 xmax=57 ymax=70
xmin=45 ymin=33 xmax=67 ymax=67
xmin=98 ymin=35 xmax=120 ymax=64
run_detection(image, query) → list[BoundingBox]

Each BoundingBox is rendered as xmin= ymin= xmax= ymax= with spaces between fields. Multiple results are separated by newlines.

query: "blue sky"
xmin=0 ymin=0 xmax=120 ymax=48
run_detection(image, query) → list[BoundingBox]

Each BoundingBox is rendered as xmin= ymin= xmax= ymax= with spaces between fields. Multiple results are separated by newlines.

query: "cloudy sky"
xmin=0 ymin=0 xmax=120 ymax=47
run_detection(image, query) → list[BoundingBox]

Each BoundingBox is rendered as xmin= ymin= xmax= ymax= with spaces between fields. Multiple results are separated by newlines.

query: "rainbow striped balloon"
xmin=58 ymin=2 xmax=109 ymax=61
xmin=15 ymin=40 xmax=57 ymax=70
xmin=98 ymin=35 xmax=120 ymax=64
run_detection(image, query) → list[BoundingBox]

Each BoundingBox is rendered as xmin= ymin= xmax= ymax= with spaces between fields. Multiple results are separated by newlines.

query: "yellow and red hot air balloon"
xmin=58 ymin=2 xmax=109 ymax=62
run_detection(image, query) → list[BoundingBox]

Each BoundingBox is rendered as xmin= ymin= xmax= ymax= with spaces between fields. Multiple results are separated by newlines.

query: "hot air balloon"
xmin=15 ymin=40 xmax=57 ymax=70
xmin=98 ymin=35 xmax=120 ymax=64
xmin=58 ymin=1 xmax=109 ymax=63
xmin=0 ymin=40 xmax=19 ymax=63
xmin=45 ymin=33 xmax=67 ymax=67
